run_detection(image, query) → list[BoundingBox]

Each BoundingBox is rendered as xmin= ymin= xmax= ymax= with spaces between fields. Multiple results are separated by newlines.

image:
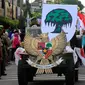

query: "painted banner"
xmin=41 ymin=4 xmax=77 ymax=42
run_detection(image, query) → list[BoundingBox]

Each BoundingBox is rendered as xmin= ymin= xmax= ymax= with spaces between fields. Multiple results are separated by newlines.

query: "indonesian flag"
xmin=78 ymin=12 xmax=85 ymax=29
xmin=75 ymin=47 xmax=85 ymax=66
xmin=77 ymin=16 xmax=84 ymax=30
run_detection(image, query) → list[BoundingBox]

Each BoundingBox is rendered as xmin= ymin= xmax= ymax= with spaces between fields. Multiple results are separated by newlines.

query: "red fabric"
xmin=78 ymin=12 xmax=85 ymax=27
xmin=12 ymin=36 xmax=20 ymax=48
xmin=38 ymin=42 xmax=45 ymax=50
xmin=80 ymin=48 xmax=85 ymax=58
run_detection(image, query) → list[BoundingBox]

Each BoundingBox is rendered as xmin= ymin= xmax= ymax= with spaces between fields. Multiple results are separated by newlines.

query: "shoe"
xmin=2 ymin=73 xmax=7 ymax=76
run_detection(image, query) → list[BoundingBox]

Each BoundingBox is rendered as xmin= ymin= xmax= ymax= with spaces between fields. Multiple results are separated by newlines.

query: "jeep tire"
xmin=18 ymin=60 xmax=33 ymax=85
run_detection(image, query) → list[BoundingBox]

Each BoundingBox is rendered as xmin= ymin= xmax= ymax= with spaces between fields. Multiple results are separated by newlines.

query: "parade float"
xmin=17 ymin=4 xmax=79 ymax=85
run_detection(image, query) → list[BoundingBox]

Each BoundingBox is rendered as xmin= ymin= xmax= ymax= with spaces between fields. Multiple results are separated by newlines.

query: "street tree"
xmin=62 ymin=0 xmax=78 ymax=4
xmin=78 ymin=1 xmax=84 ymax=10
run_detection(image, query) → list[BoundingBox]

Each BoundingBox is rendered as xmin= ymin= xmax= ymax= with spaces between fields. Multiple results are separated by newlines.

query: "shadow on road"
xmin=28 ymin=80 xmax=65 ymax=85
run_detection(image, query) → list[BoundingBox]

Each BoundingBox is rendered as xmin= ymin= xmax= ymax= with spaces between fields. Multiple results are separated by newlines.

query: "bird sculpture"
xmin=24 ymin=31 xmax=67 ymax=73
xmin=24 ymin=31 xmax=67 ymax=62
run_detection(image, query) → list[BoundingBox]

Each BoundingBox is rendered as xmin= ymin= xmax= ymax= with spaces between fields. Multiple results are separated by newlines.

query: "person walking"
xmin=0 ymin=25 xmax=7 ymax=76
xmin=1 ymin=29 xmax=7 ymax=76
xmin=11 ymin=31 xmax=21 ymax=61
xmin=0 ymin=25 xmax=3 ymax=79
xmin=0 ymin=38 xmax=2 ymax=79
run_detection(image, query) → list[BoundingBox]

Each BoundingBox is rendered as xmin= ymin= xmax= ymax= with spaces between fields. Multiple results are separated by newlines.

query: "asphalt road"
xmin=0 ymin=62 xmax=85 ymax=85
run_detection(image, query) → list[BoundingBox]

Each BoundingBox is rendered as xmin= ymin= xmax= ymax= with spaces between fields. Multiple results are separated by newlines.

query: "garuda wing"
xmin=24 ymin=34 xmax=42 ymax=57
xmin=51 ymin=32 xmax=67 ymax=56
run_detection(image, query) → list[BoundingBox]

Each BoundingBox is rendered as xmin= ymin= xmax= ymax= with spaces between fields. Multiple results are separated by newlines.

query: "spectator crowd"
xmin=0 ymin=25 xmax=21 ymax=79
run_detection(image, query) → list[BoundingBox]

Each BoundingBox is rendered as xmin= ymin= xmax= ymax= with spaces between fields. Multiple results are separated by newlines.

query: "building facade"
xmin=0 ymin=0 xmax=4 ymax=17
xmin=0 ymin=0 xmax=21 ymax=19
xmin=31 ymin=0 xmax=42 ymax=12
xmin=5 ymin=0 xmax=18 ymax=19
xmin=30 ymin=0 xmax=58 ymax=12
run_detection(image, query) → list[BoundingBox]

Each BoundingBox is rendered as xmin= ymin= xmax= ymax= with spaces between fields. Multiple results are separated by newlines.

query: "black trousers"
xmin=20 ymin=33 xmax=25 ymax=42
xmin=0 ymin=64 xmax=1 ymax=77
xmin=1 ymin=59 xmax=6 ymax=74
xmin=11 ymin=48 xmax=16 ymax=61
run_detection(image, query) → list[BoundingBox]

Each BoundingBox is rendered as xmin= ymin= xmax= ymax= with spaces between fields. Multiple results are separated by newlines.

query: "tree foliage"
xmin=32 ymin=12 xmax=41 ymax=18
xmin=61 ymin=0 xmax=84 ymax=10
xmin=0 ymin=16 xmax=19 ymax=28
xmin=62 ymin=0 xmax=78 ymax=4
xmin=78 ymin=1 xmax=84 ymax=10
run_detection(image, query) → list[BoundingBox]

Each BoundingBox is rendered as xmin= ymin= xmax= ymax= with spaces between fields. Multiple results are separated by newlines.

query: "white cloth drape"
xmin=74 ymin=47 xmax=85 ymax=66
xmin=14 ymin=47 xmax=25 ymax=66
xmin=65 ymin=46 xmax=78 ymax=64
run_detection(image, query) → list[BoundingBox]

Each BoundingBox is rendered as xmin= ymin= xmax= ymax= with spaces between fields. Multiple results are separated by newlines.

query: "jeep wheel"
xmin=18 ymin=60 xmax=29 ymax=85
xmin=65 ymin=69 xmax=75 ymax=85
xmin=64 ymin=53 xmax=75 ymax=85
xmin=75 ymin=69 xmax=78 ymax=82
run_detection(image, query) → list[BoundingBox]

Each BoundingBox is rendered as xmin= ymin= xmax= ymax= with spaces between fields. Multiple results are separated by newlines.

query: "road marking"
xmin=0 ymin=79 xmax=18 ymax=82
xmin=0 ymin=73 xmax=85 ymax=82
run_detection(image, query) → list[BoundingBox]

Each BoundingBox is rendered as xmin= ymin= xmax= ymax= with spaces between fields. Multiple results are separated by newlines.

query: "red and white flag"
xmin=74 ymin=47 xmax=85 ymax=66
xmin=78 ymin=12 xmax=85 ymax=29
